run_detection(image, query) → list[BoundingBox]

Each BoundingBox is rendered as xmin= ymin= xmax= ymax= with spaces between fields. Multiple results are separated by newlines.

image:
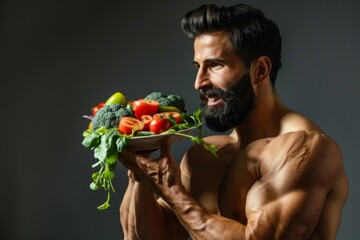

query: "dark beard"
xmin=200 ymin=73 xmax=255 ymax=132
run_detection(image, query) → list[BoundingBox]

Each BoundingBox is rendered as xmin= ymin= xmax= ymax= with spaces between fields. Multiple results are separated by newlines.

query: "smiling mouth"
xmin=206 ymin=96 xmax=224 ymax=106
xmin=200 ymin=88 xmax=225 ymax=107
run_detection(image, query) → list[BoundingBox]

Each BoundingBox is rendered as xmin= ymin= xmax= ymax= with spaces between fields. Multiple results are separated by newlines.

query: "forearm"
xmin=120 ymin=179 xmax=138 ymax=240
xmin=120 ymin=179 xmax=171 ymax=240
xmin=169 ymin=185 xmax=250 ymax=240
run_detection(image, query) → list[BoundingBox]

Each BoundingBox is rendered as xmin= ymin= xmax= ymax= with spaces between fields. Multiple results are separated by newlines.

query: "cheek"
xmin=212 ymin=73 xmax=240 ymax=92
xmin=218 ymin=77 xmax=240 ymax=92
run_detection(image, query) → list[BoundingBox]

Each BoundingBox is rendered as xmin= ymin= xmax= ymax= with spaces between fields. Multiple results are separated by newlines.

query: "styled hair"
xmin=181 ymin=4 xmax=282 ymax=87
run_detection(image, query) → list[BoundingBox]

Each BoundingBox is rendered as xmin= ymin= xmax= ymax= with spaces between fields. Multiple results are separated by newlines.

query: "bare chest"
xmin=217 ymin=149 xmax=261 ymax=224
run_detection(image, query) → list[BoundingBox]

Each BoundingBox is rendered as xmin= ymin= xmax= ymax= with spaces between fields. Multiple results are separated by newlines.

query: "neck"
xmin=233 ymin=88 xmax=289 ymax=146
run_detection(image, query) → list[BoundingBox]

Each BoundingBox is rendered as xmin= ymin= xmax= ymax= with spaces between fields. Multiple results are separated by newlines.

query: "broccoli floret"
xmin=157 ymin=97 xmax=171 ymax=106
xmin=144 ymin=92 xmax=167 ymax=100
xmin=144 ymin=92 xmax=186 ymax=111
xmin=91 ymin=103 xmax=134 ymax=130
xmin=166 ymin=94 xmax=185 ymax=110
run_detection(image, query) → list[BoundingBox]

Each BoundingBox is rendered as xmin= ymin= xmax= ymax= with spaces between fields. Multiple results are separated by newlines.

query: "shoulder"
xmin=260 ymin=130 xmax=343 ymax=187
xmin=265 ymin=130 xmax=341 ymax=161
xmin=265 ymin=110 xmax=343 ymax=173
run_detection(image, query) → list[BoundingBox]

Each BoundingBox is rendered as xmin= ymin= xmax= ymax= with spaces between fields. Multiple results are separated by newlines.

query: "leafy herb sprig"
xmin=82 ymin=109 xmax=217 ymax=210
xmin=166 ymin=109 xmax=217 ymax=156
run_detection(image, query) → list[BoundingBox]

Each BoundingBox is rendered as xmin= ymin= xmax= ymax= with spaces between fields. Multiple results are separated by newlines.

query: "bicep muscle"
xmin=246 ymin=131 xmax=341 ymax=239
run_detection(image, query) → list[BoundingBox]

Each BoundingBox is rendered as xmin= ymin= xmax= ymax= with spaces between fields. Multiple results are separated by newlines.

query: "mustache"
xmin=200 ymin=87 xmax=223 ymax=100
xmin=199 ymin=87 xmax=237 ymax=102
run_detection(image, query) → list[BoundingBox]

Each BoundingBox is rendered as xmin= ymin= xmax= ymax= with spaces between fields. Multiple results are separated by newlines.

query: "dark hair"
xmin=181 ymin=4 xmax=282 ymax=87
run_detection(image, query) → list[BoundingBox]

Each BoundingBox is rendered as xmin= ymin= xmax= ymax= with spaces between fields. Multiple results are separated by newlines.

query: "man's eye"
xmin=209 ymin=62 xmax=221 ymax=68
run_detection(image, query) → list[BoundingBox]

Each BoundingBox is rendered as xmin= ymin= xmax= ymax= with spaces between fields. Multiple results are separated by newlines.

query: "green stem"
xmin=97 ymin=190 xmax=111 ymax=210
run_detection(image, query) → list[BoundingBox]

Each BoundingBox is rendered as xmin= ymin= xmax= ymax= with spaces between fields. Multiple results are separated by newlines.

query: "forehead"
xmin=194 ymin=32 xmax=237 ymax=60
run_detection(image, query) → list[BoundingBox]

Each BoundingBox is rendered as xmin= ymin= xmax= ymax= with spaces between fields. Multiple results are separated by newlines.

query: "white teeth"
xmin=208 ymin=97 xmax=216 ymax=102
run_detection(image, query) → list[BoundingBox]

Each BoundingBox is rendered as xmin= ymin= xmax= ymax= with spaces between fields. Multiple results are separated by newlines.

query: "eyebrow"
xmin=192 ymin=58 xmax=226 ymax=65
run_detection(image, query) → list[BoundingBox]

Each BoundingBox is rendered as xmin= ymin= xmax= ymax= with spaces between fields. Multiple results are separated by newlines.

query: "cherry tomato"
xmin=149 ymin=118 xmax=172 ymax=134
xmin=91 ymin=102 xmax=105 ymax=116
xmin=91 ymin=106 xmax=100 ymax=116
xmin=119 ymin=117 xmax=144 ymax=135
xmin=153 ymin=111 xmax=181 ymax=124
xmin=132 ymin=99 xmax=159 ymax=119
xmin=140 ymin=115 xmax=153 ymax=131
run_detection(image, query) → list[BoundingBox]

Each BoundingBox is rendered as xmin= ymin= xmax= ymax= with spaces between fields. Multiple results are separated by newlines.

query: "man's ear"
xmin=251 ymin=56 xmax=272 ymax=85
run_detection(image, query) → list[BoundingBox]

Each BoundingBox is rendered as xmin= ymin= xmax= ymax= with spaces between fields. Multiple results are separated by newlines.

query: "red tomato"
xmin=132 ymin=99 xmax=159 ymax=119
xmin=97 ymin=102 xmax=105 ymax=108
xmin=119 ymin=117 xmax=144 ymax=135
xmin=91 ymin=102 xmax=105 ymax=116
xmin=149 ymin=118 xmax=172 ymax=134
xmin=153 ymin=111 xmax=181 ymax=124
xmin=140 ymin=115 xmax=153 ymax=131
xmin=91 ymin=106 xmax=100 ymax=116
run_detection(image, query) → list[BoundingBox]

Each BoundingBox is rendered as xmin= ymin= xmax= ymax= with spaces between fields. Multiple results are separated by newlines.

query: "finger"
xmin=118 ymin=153 xmax=142 ymax=176
xmin=127 ymin=170 xmax=140 ymax=182
xmin=119 ymin=150 xmax=154 ymax=179
xmin=159 ymin=136 xmax=171 ymax=158
xmin=120 ymin=150 xmax=149 ymax=168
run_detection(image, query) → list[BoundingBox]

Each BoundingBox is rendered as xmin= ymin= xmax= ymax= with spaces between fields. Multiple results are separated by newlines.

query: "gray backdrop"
xmin=1 ymin=0 xmax=359 ymax=239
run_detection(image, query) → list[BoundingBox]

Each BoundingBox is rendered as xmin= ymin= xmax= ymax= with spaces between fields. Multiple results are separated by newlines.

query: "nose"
xmin=194 ymin=66 xmax=209 ymax=90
